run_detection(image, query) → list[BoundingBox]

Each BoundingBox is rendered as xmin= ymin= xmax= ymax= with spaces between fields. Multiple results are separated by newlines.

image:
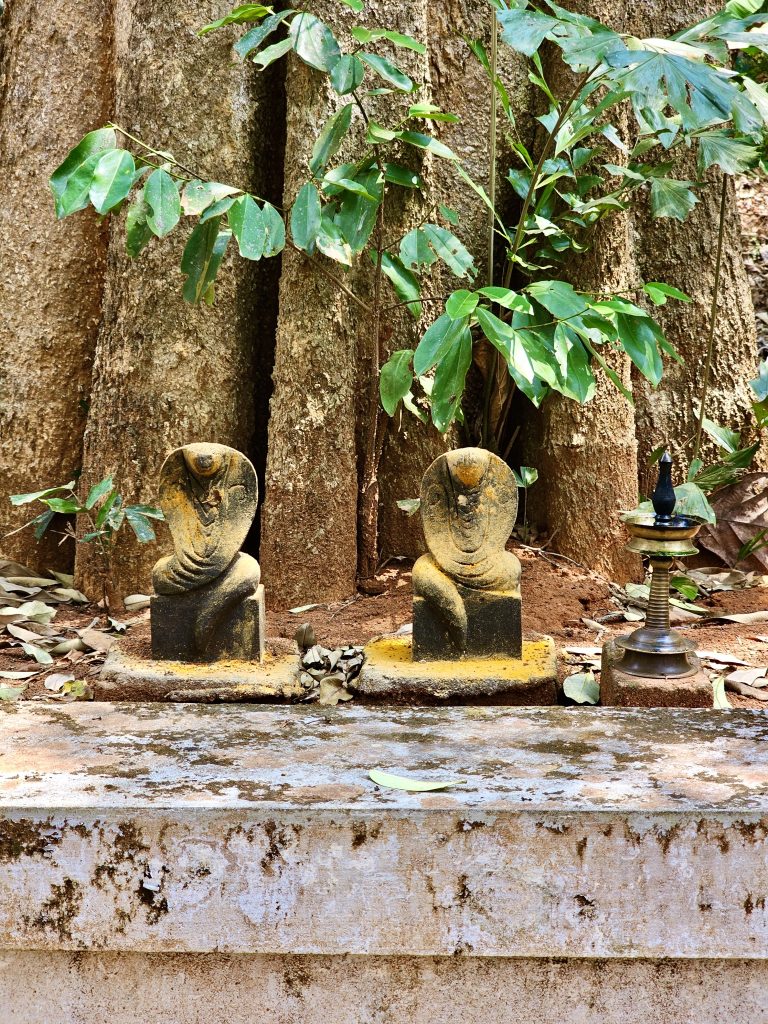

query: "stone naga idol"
xmin=150 ymin=442 xmax=264 ymax=662
xmin=412 ymin=448 xmax=522 ymax=661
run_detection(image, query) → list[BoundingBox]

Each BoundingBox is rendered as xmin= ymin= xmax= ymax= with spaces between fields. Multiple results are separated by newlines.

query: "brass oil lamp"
xmin=615 ymin=452 xmax=703 ymax=678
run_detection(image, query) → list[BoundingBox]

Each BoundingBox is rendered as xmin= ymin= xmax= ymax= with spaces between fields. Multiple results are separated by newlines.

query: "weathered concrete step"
xmin=1 ymin=703 xmax=768 ymax=961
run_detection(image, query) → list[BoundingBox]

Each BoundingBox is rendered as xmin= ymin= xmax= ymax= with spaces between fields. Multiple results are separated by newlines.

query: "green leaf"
xmin=409 ymin=102 xmax=459 ymax=123
xmin=477 ymin=287 xmax=533 ymax=313
xmin=89 ymin=149 xmax=135 ymax=214
xmin=359 ymin=53 xmax=414 ymax=91
xmin=384 ymin=163 xmax=423 ymax=189
xmin=144 ymin=168 xmax=181 ymax=237
xmin=229 ymin=195 xmax=266 ymax=260
xmin=750 ymin=358 xmax=768 ymax=402
xmin=262 ymin=202 xmax=286 ymax=256
xmin=527 ymin=280 xmax=588 ymax=319
xmin=397 ymin=497 xmax=421 ymax=515
xmin=310 ymin=103 xmax=354 ymax=176
xmin=497 ymin=8 xmax=558 ymax=56
xmin=672 ymin=482 xmax=716 ymax=524
xmin=125 ymin=191 xmax=154 ymax=258
xmin=368 ymin=768 xmax=465 ymax=792
xmin=127 ymin=504 xmax=164 ymax=520
xmin=199 ymin=4 xmax=271 ymax=35
xmin=430 ymin=324 xmax=472 ymax=432
xmin=253 ymin=36 xmax=294 ymax=68
xmin=380 ymin=253 xmax=421 ymax=317
xmin=290 ymin=182 xmax=322 ymax=252
xmin=563 ymin=671 xmax=600 ymax=705
xmin=671 ymin=575 xmax=699 ymax=601
xmin=380 ymin=350 xmax=414 ymax=416
xmin=235 ymin=10 xmax=294 ymax=57
xmin=85 ymin=477 xmax=114 ymax=510
xmin=399 ymin=131 xmax=456 ymax=160
xmin=125 ymin=507 xmax=157 ymax=543
xmin=181 ymin=180 xmax=240 ymax=216
xmin=446 ymin=289 xmax=478 ymax=319
xmin=702 ymin=417 xmax=740 ymax=454
xmin=697 ymin=130 xmax=759 ymax=174
xmin=10 ymin=482 xmax=75 ymax=506
xmin=476 ymin=308 xmax=535 ymax=385
xmin=351 ymin=27 xmax=426 ymax=53
xmin=315 ymin=212 xmax=353 ymax=265
xmin=338 ymin=0 xmax=364 ymax=10
xmin=330 ymin=54 xmax=365 ymax=95
xmin=649 ymin=178 xmax=697 ymax=221
xmin=335 ymin=174 xmax=381 ymax=251
xmin=50 ymin=127 xmax=116 ymax=218
xmin=181 ymin=219 xmax=231 ymax=304
xmin=414 ymin=313 xmax=467 ymax=376
xmin=513 ymin=466 xmax=539 ymax=488
xmin=27 ymin=510 xmax=55 ymax=540
xmin=42 ymin=497 xmax=82 ymax=514
xmin=95 ymin=491 xmax=119 ymax=530
xmin=199 ymin=196 xmax=238 ymax=223
xmin=420 ymin=225 xmax=475 ymax=278
xmin=400 ymin=228 xmax=438 ymax=270
xmin=615 ymin=313 xmax=663 ymax=385
xmin=642 ymin=281 xmax=691 ymax=306
xmin=289 ymin=12 xmax=341 ymax=71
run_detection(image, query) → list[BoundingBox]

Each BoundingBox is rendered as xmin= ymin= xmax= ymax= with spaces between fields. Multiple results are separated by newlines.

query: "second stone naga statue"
xmin=150 ymin=443 xmax=265 ymax=662
xmin=412 ymin=447 xmax=522 ymax=661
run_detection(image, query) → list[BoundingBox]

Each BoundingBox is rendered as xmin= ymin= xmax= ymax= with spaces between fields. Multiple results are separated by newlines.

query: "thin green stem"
xmin=693 ymin=174 xmax=729 ymax=461
xmin=487 ymin=7 xmax=498 ymax=290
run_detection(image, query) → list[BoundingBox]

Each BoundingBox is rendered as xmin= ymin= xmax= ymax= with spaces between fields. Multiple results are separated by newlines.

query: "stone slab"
xmin=413 ymin=590 xmax=522 ymax=661
xmin=151 ymin=583 xmax=265 ymax=663
xmin=96 ymin=641 xmax=302 ymax=702
xmin=353 ymin=634 xmax=556 ymax=703
xmin=3 ymin=702 xmax=768 ymax=958
xmin=601 ymin=638 xmax=713 ymax=708
xmin=2 ymin=952 xmax=768 ymax=1024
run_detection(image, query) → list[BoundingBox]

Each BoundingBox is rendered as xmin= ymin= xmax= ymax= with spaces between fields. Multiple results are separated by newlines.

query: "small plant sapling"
xmin=7 ymin=478 xmax=164 ymax=613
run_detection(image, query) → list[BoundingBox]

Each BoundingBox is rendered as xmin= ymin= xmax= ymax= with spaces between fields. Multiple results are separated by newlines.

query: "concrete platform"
xmin=2 ymin=702 xmax=768 ymax=1022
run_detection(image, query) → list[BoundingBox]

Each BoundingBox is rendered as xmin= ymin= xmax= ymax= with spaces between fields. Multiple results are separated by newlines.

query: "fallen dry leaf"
xmin=700 ymin=473 xmax=768 ymax=571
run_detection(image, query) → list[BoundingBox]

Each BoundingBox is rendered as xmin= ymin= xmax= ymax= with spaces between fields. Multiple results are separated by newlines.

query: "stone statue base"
xmin=96 ymin=637 xmax=301 ymax=702
xmin=600 ymin=639 xmax=712 ymax=708
xmin=151 ymin=583 xmax=265 ymax=663
xmin=413 ymin=588 xmax=522 ymax=661
xmin=353 ymin=634 xmax=557 ymax=705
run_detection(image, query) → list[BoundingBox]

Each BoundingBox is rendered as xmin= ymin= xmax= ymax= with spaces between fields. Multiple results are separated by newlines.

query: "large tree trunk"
xmin=261 ymin=1 xmax=451 ymax=605
xmin=526 ymin=0 xmax=759 ymax=578
xmin=0 ymin=0 xmax=112 ymax=571
xmin=629 ymin=0 xmax=761 ymax=492
xmin=75 ymin=0 xmax=278 ymax=603
xmin=524 ymin=1 xmax=639 ymax=581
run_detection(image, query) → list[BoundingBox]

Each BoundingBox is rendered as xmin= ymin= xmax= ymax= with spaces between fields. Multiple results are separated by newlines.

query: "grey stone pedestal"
xmin=151 ymin=583 xmax=265 ymax=662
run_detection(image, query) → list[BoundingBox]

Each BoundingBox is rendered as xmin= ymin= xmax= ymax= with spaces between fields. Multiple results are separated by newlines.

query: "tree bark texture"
xmin=524 ymin=0 xmax=759 ymax=580
xmin=75 ymin=0 xmax=279 ymax=601
xmin=0 ymin=0 xmax=112 ymax=571
xmin=0 ymin=0 xmax=762 ymax=603
xmin=628 ymin=0 xmax=761 ymax=492
xmin=522 ymin=1 xmax=639 ymax=581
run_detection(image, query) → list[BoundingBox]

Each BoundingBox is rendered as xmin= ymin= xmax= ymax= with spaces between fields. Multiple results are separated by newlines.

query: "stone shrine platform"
xmin=2 ymin=702 xmax=768 ymax=1023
